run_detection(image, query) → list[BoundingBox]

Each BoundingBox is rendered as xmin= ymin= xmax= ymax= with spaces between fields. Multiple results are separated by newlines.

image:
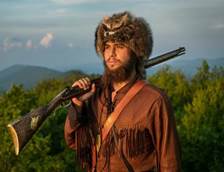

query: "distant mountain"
xmin=76 ymin=57 xmax=224 ymax=76
xmin=0 ymin=57 xmax=223 ymax=92
xmin=147 ymin=57 xmax=224 ymax=77
xmin=171 ymin=57 xmax=224 ymax=76
xmin=0 ymin=64 xmax=63 ymax=91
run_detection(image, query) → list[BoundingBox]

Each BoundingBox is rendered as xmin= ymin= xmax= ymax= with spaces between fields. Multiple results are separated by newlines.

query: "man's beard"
xmin=102 ymin=56 xmax=137 ymax=87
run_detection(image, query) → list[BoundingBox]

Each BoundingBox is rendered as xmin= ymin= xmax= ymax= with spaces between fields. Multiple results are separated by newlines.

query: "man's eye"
xmin=117 ymin=44 xmax=124 ymax=49
xmin=104 ymin=45 xmax=109 ymax=50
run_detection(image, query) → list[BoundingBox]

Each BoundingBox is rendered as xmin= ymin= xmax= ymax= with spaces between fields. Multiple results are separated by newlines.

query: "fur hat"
xmin=95 ymin=11 xmax=153 ymax=59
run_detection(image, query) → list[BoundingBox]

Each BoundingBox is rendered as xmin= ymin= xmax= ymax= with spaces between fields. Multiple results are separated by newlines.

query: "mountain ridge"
xmin=0 ymin=64 xmax=63 ymax=91
xmin=0 ymin=57 xmax=223 ymax=91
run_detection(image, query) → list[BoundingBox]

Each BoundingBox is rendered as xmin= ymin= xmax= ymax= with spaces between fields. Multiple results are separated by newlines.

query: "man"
xmin=64 ymin=11 xmax=181 ymax=172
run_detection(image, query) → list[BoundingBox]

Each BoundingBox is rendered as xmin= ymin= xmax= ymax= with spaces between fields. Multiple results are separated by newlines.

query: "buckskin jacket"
xmin=64 ymin=79 xmax=181 ymax=172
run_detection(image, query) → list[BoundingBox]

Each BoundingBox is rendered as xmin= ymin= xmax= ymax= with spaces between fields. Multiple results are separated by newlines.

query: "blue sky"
xmin=0 ymin=0 xmax=224 ymax=73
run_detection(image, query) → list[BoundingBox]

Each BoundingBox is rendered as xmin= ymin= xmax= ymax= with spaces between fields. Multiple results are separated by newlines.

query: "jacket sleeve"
xmin=64 ymin=103 xmax=83 ymax=150
xmin=151 ymin=96 xmax=181 ymax=172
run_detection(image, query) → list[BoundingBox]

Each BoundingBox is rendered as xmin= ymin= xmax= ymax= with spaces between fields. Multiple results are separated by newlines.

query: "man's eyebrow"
xmin=114 ymin=43 xmax=125 ymax=46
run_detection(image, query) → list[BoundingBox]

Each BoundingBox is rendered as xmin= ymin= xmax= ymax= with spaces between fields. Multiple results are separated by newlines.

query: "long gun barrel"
xmin=144 ymin=47 xmax=185 ymax=68
xmin=7 ymin=47 xmax=185 ymax=155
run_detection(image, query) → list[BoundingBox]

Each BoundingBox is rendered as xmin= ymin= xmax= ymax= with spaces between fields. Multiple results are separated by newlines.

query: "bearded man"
xmin=64 ymin=11 xmax=181 ymax=172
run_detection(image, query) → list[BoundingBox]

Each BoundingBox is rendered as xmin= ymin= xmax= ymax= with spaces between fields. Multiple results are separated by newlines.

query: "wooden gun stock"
xmin=7 ymin=47 xmax=185 ymax=155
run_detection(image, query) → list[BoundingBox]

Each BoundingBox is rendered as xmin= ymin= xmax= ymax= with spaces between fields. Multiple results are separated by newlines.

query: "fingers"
xmin=71 ymin=97 xmax=83 ymax=106
xmin=91 ymin=83 xmax=96 ymax=93
xmin=72 ymin=77 xmax=91 ymax=90
xmin=71 ymin=78 xmax=96 ymax=106
xmin=78 ymin=83 xmax=96 ymax=102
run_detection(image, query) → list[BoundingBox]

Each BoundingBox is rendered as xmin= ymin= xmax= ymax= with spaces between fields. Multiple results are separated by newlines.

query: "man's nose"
xmin=109 ymin=46 xmax=116 ymax=58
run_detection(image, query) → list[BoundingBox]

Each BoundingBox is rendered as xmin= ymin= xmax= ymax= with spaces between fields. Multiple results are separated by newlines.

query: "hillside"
xmin=0 ymin=64 xmax=63 ymax=91
xmin=0 ymin=57 xmax=223 ymax=91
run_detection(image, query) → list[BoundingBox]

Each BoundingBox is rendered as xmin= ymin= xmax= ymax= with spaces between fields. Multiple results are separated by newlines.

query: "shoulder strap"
xmin=101 ymin=80 xmax=146 ymax=142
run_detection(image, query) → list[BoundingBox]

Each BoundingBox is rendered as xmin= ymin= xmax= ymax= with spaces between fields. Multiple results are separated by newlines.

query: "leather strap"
xmin=101 ymin=80 xmax=146 ymax=142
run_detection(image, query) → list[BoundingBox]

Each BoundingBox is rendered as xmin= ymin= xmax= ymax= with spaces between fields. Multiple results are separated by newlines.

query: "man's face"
xmin=103 ymin=41 xmax=131 ymax=71
xmin=102 ymin=41 xmax=137 ymax=83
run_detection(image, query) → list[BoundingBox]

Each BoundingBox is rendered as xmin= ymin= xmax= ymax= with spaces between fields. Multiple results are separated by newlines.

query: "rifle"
xmin=7 ymin=47 xmax=185 ymax=155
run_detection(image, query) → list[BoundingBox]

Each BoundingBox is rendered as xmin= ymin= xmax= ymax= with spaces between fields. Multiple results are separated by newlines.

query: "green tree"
xmin=0 ymin=81 xmax=82 ymax=171
xmin=34 ymin=79 xmax=65 ymax=105
xmin=0 ymin=85 xmax=38 ymax=171
xmin=191 ymin=60 xmax=211 ymax=90
xmin=148 ymin=66 xmax=191 ymax=122
xmin=181 ymin=69 xmax=224 ymax=171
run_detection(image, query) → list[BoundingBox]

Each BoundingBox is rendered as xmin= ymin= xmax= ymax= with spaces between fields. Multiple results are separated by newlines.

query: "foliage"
xmin=0 ymin=82 xmax=81 ymax=171
xmin=0 ymin=61 xmax=223 ymax=171
xmin=0 ymin=85 xmax=37 ymax=171
xmin=148 ymin=66 xmax=191 ymax=123
xmin=181 ymin=66 xmax=224 ymax=172
xmin=148 ymin=62 xmax=224 ymax=171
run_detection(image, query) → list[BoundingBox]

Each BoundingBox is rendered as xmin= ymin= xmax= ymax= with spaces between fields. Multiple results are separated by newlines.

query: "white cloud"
xmin=212 ymin=23 xmax=224 ymax=30
xmin=50 ymin=0 xmax=132 ymax=5
xmin=54 ymin=8 xmax=69 ymax=16
xmin=26 ymin=40 xmax=33 ymax=48
xmin=2 ymin=37 xmax=23 ymax=51
xmin=40 ymin=32 xmax=54 ymax=48
xmin=50 ymin=0 xmax=101 ymax=5
xmin=68 ymin=43 xmax=73 ymax=48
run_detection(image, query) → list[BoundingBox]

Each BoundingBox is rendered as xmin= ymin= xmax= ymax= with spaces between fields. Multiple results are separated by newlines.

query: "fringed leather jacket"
xmin=64 ymin=79 xmax=181 ymax=172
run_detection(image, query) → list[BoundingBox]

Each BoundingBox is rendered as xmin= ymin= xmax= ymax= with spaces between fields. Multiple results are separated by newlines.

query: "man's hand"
xmin=71 ymin=77 xmax=96 ymax=106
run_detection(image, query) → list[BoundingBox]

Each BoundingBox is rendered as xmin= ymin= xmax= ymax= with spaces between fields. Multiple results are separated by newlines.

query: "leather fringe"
xmin=101 ymin=127 xmax=154 ymax=159
xmin=125 ymin=128 xmax=154 ymax=158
